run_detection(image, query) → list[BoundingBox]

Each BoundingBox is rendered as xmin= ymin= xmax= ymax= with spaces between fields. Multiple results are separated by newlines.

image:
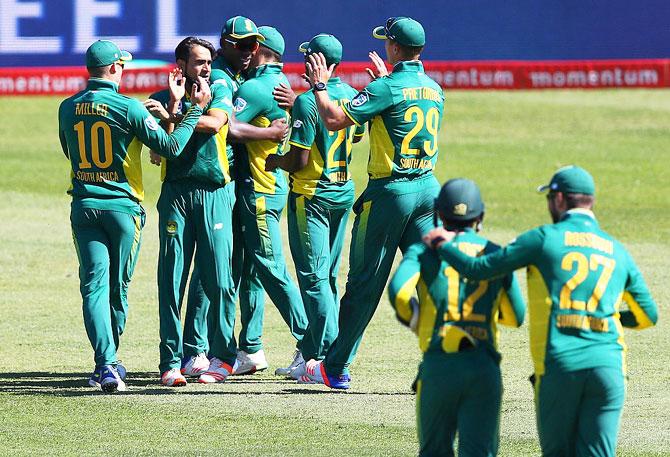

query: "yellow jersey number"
xmin=559 ymin=251 xmax=616 ymax=312
xmin=326 ymin=99 xmax=356 ymax=172
xmin=73 ymin=120 xmax=113 ymax=169
xmin=400 ymin=106 xmax=439 ymax=156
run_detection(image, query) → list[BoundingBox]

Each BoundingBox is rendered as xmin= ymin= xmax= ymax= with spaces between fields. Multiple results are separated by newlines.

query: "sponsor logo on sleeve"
xmin=144 ymin=116 xmax=159 ymax=131
xmin=233 ymin=97 xmax=247 ymax=113
xmin=166 ymin=221 xmax=177 ymax=235
xmin=292 ymin=120 xmax=303 ymax=129
xmin=351 ymin=92 xmax=369 ymax=107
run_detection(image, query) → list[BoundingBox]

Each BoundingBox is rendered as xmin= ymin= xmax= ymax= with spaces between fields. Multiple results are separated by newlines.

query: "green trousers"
xmin=324 ymin=175 xmax=440 ymax=376
xmin=535 ymin=367 xmax=625 ymax=457
xmin=181 ymin=181 xmax=268 ymax=355
xmin=287 ymin=192 xmax=351 ymax=361
xmin=237 ymin=187 xmax=308 ymax=348
xmin=417 ymin=349 xmax=502 ymax=457
xmin=157 ymin=180 xmax=237 ymax=373
xmin=70 ymin=203 xmax=144 ymax=368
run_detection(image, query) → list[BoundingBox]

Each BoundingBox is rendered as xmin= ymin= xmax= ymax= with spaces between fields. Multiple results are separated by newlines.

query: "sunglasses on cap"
xmin=383 ymin=17 xmax=400 ymax=40
xmin=224 ymin=38 xmax=259 ymax=52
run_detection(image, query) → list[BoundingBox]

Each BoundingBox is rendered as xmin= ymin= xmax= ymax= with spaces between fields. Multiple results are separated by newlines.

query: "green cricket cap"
xmin=258 ymin=26 xmax=285 ymax=56
xmin=435 ymin=178 xmax=485 ymax=221
xmin=298 ymin=34 xmax=343 ymax=66
xmin=221 ymin=16 xmax=264 ymax=41
xmin=372 ymin=17 xmax=425 ymax=47
xmin=537 ymin=165 xmax=596 ymax=195
xmin=85 ymin=40 xmax=132 ymax=68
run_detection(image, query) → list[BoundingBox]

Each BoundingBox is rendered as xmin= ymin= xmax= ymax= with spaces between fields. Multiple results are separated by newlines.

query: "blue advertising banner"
xmin=1 ymin=0 xmax=669 ymax=67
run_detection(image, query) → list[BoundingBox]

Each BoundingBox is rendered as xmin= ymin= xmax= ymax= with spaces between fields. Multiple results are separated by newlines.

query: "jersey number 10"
xmin=74 ymin=121 xmax=113 ymax=169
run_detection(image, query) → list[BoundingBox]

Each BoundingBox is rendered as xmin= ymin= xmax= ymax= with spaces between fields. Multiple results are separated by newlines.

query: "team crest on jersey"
xmin=144 ymin=116 xmax=159 ymax=131
xmin=453 ymin=203 xmax=468 ymax=216
xmin=234 ymin=97 xmax=247 ymax=113
xmin=166 ymin=221 xmax=177 ymax=235
xmin=293 ymin=120 xmax=303 ymax=129
xmin=351 ymin=92 xmax=368 ymax=107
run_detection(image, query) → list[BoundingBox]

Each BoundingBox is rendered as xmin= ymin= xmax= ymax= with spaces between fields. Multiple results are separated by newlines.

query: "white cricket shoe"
xmin=274 ymin=349 xmax=305 ymax=378
xmin=181 ymin=353 xmax=209 ymax=377
xmin=198 ymin=357 xmax=236 ymax=384
xmin=233 ymin=349 xmax=269 ymax=375
xmin=161 ymin=368 xmax=187 ymax=387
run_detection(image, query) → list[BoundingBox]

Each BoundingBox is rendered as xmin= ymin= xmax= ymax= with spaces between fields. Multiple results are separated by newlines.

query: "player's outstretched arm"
xmin=497 ymin=272 xmax=527 ymax=327
xmin=388 ymin=245 xmax=423 ymax=331
xmin=619 ymin=256 xmax=658 ymax=329
xmin=129 ymin=80 xmax=209 ymax=159
xmin=265 ymin=144 xmax=310 ymax=173
xmin=307 ymin=52 xmax=353 ymax=131
xmin=228 ymin=115 xmax=288 ymax=143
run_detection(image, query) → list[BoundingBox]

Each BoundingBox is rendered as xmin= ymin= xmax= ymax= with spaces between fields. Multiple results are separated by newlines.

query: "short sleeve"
xmin=341 ymin=78 xmax=393 ymax=126
xmin=209 ymin=83 xmax=233 ymax=117
xmin=288 ymin=94 xmax=317 ymax=149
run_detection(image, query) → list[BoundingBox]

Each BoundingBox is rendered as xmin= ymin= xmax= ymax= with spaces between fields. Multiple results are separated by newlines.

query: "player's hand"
xmin=273 ymin=83 xmax=296 ymax=109
xmin=366 ymin=51 xmax=389 ymax=80
xmin=149 ymin=150 xmax=162 ymax=166
xmin=422 ymin=227 xmax=454 ymax=249
xmin=168 ymin=67 xmax=186 ymax=102
xmin=143 ymin=99 xmax=170 ymax=121
xmin=267 ymin=118 xmax=289 ymax=143
xmin=265 ymin=154 xmax=279 ymax=171
xmin=306 ymin=52 xmax=335 ymax=86
xmin=191 ymin=77 xmax=211 ymax=109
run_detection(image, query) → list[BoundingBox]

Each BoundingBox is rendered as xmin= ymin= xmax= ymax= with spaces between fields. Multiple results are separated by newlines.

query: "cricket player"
xmin=146 ymin=36 xmax=240 ymax=386
xmin=423 ymin=166 xmax=658 ymax=456
xmin=266 ymin=34 xmax=365 ymax=378
xmin=300 ymin=17 xmax=445 ymax=389
xmin=388 ymin=178 xmax=526 ymax=456
xmin=58 ymin=39 xmax=207 ymax=392
xmin=232 ymin=26 xmax=309 ymax=373
xmin=183 ymin=17 xmax=294 ymax=376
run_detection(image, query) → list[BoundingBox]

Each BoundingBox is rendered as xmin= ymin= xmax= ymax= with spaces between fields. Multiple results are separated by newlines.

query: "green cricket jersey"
xmin=288 ymin=77 xmax=364 ymax=208
xmin=389 ymin=228 xmax=526 ymax=357
xmin=149 ymin=81 xmax=234 ymax=186
xmin=341 ymin=61 xmax=444 ymax=182
xmin=233 ymin=63 xmax=290 ymax=195
xmin=58 ymin=78 xmax=203 ymax=213
xmin=437 ymin=209 xmax=658 ymax=376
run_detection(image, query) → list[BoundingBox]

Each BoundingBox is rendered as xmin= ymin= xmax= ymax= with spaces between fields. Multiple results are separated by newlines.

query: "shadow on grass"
xmin=0 ymin=372 xmax=413 ymax=397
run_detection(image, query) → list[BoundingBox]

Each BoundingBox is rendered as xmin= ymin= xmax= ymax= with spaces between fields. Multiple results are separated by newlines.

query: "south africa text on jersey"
xmin=75 ymin=102 xmax=109 ymax=117
xmin=76 ymin=171 xmax=120 ymax=182
xmin=400 ymin=158 xmax=434 ymax=169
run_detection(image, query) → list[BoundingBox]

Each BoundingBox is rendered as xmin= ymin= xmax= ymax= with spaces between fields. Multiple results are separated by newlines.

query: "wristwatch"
xmin=313 ymin=82 xmax=327 ymax=92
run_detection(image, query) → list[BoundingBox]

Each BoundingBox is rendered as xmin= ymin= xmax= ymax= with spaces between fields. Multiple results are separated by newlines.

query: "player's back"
xmin=343 ymin=61 xmax=444 ymax=181
xmin=233 ymin=64 xmax=290 ymax=195
xmin=406 ymin=229 xmax=524 ymax=357
xmin=59 ymin=78 xmax=146 ymax=209
xmin=526 ymin=209 xmax=644 ymax=375
xmin=289 ymin=78 xmax=361 ymax=205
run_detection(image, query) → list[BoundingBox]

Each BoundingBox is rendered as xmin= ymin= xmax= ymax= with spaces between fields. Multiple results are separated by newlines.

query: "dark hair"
xmin=444 ymin=215 xmax=482 ymax=231
xmin=175 ymin=36 xmax=216 ymax=62
xmin=391 ymin=40 xmax=424 ymax=59
xmin=87 ymin=66 xmax=107 ymax=77
xmin=565 ymin=193 xmax=595 ymax=209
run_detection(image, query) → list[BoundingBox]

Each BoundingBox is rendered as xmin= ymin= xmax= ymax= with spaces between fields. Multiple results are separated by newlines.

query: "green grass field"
xmin=0 ymin=89 xmax=668 ymax=456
